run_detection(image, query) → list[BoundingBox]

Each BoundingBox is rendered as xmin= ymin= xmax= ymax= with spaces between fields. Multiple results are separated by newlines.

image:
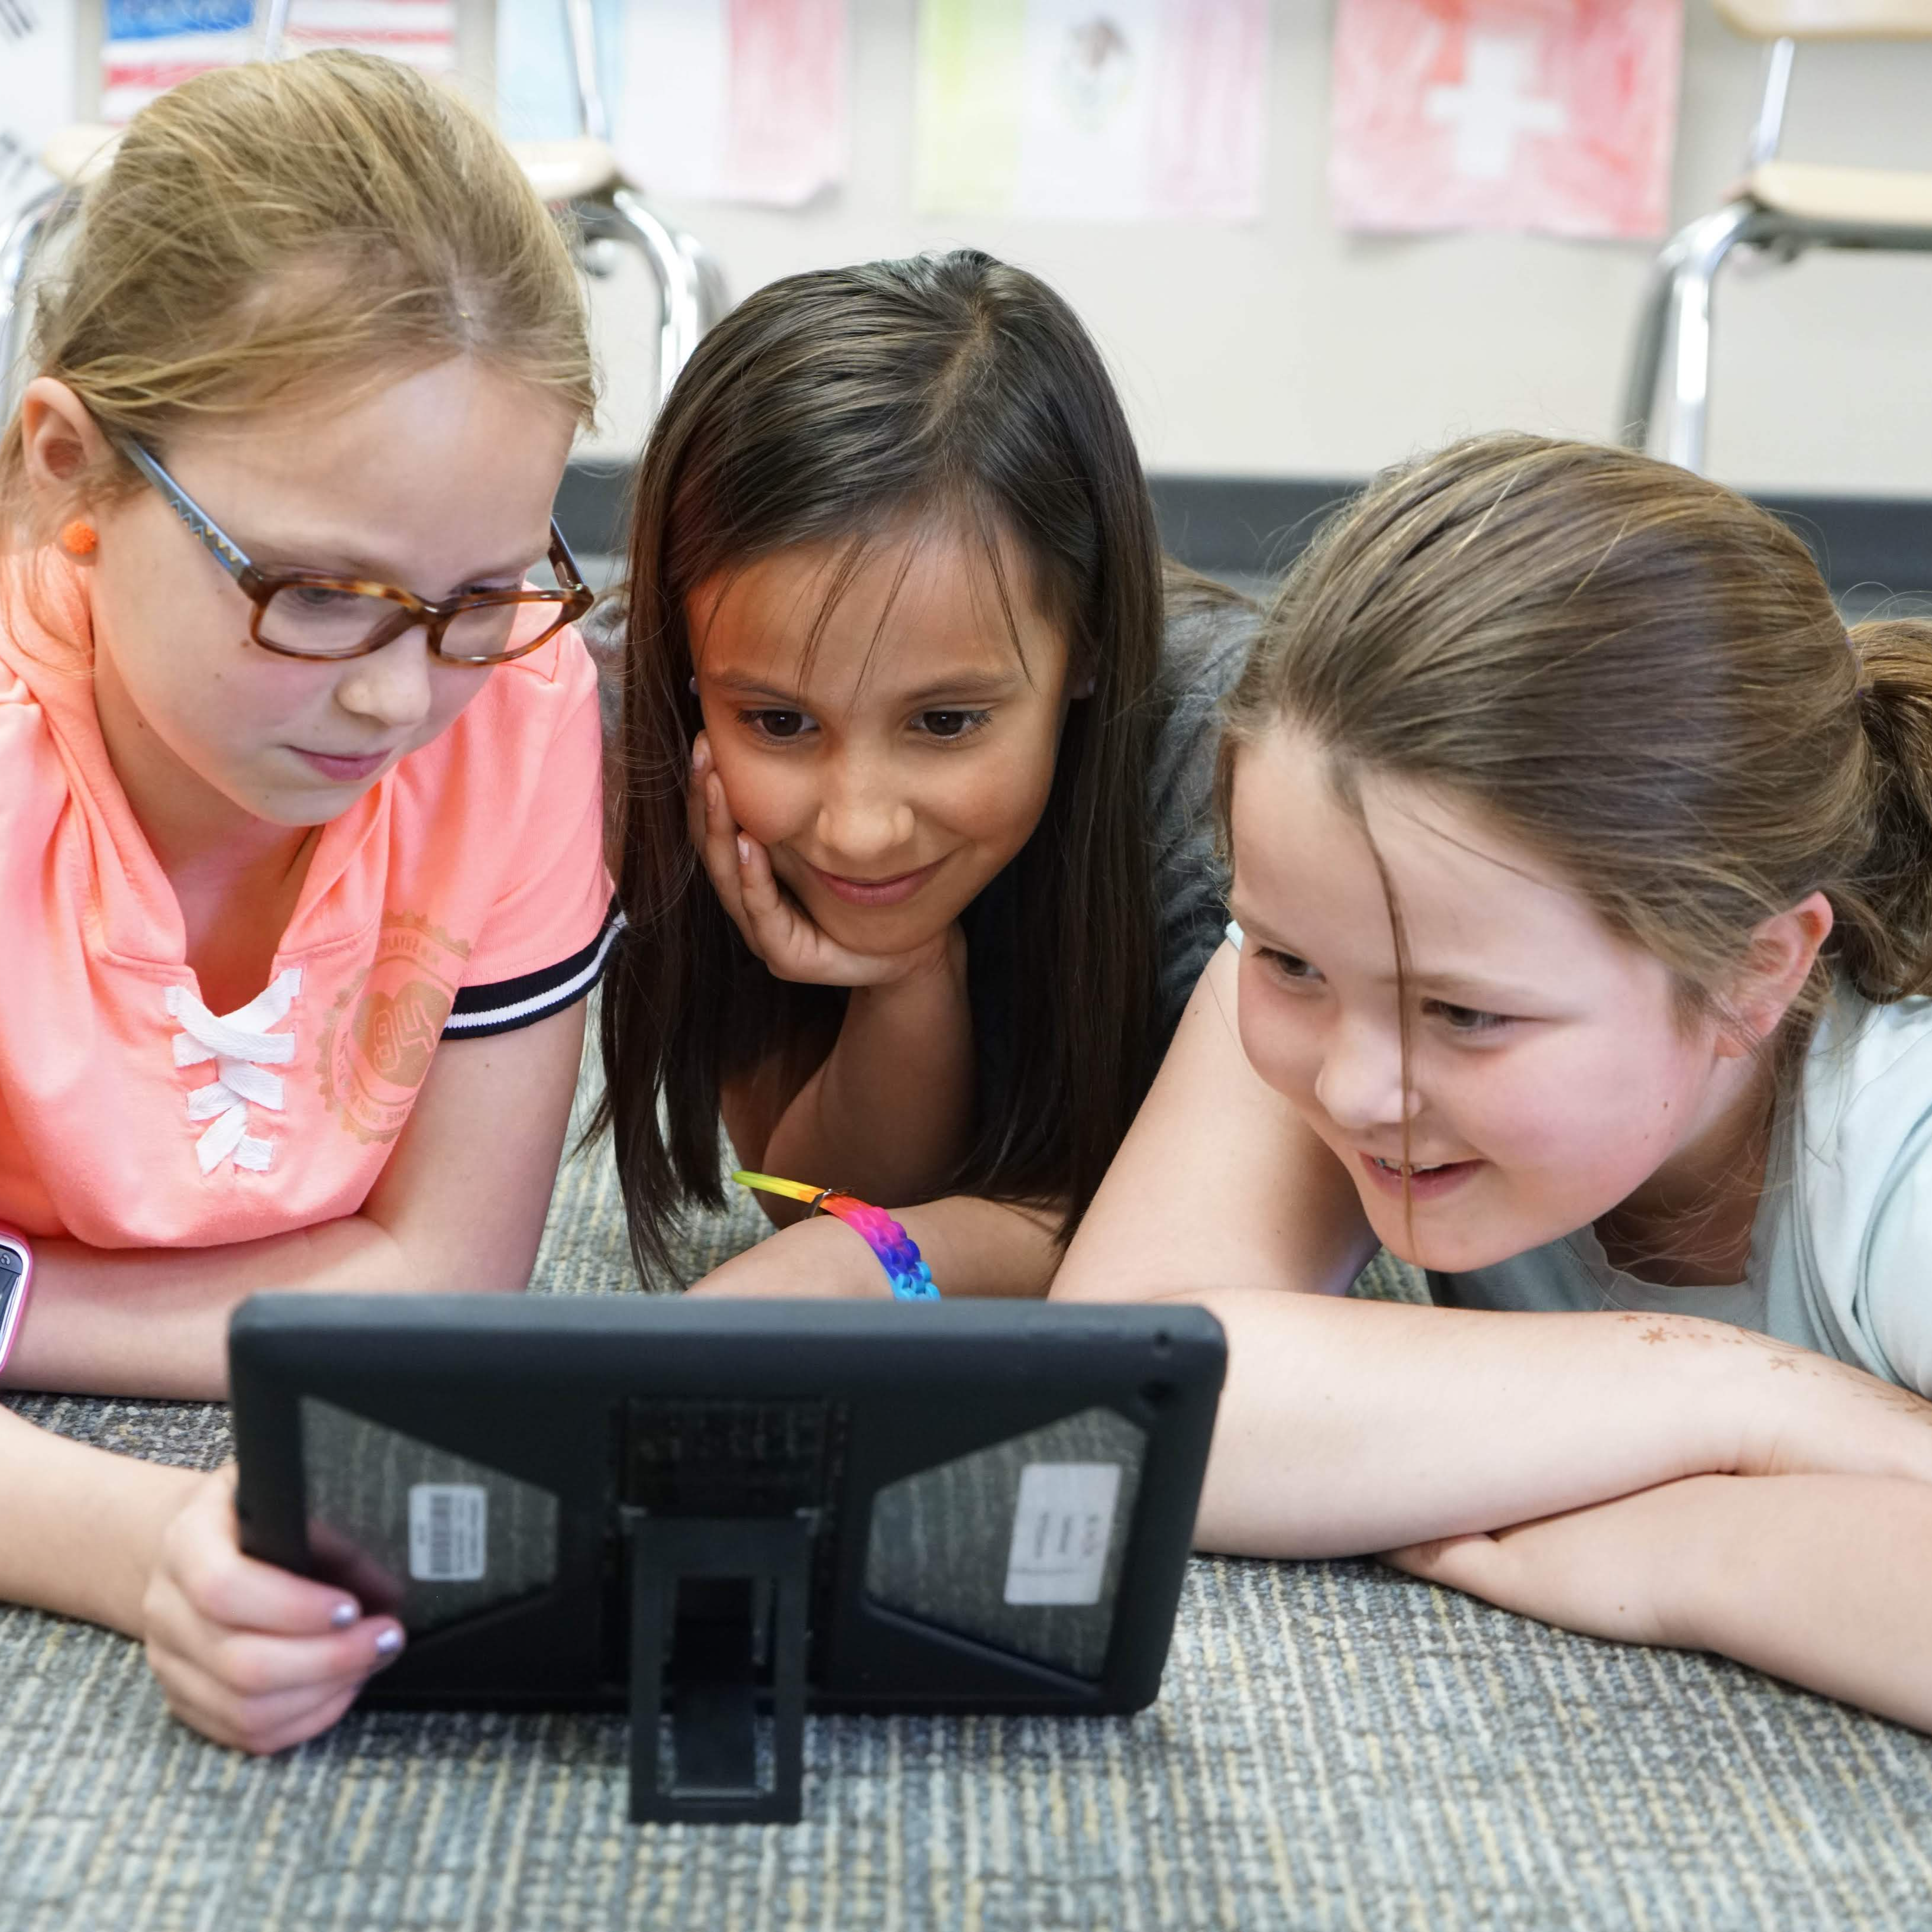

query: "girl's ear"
xmin=20 ymin=378 xmax=115 ymax=505
xmin=1716 ymin=890 xmax=1834 ymax=1058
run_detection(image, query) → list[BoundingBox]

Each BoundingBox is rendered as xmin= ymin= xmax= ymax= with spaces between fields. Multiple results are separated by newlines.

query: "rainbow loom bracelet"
xmin=732 ymin=1171 xmax=941 ymax=1300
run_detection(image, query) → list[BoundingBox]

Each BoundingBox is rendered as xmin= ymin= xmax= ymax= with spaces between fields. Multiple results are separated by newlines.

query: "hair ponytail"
xmin=1834 ymin=620 xmax=1932 ymax=1003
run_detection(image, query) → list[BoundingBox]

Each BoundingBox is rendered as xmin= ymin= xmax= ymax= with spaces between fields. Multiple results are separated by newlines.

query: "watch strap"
xmin=0 ymin=1225 xmax=33 ymax=1377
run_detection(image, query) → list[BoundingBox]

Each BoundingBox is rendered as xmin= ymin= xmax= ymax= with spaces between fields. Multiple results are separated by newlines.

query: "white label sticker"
xmin=408 ymin=1483 xmax=488 ymax=1582
xmin=1003 ymin=1462 xmax=1123 ymax=1606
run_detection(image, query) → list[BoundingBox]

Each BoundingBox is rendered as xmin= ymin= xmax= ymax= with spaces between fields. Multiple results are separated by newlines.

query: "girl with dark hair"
xmin=597 ymin=250 xmax=1253 ymax=1297
xmin=1057 ymin=432 xmax=1932 ymax=1730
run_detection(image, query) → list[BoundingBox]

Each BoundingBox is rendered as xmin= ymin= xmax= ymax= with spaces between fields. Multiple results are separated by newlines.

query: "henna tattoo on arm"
xmin=1612 ymin=1310 xmax=1932 ymax=1419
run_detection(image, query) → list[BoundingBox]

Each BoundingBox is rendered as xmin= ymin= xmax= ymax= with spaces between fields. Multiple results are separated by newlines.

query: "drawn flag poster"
xmin=103 ymin=0 xmax=453 ymax=124
xmin=102 ymin=0 xmax=256 ymax=123
xmin=276 ymin=1 xmax=455 ymax=72
xmin=619 ymin=0 xmax=848 ymax=206
xmin=916 ymin=0 xmax=1269 ymax=223
xmin=1329 ymin=0 xmax=1684 ymax=240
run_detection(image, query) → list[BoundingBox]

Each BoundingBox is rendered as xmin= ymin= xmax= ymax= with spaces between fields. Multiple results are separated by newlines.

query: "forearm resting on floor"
xmin=0 ymin=1404 xmax=198 ymax=1633
xmin=1395 ymin=1472 xmax=1932 ymax=1733
xmin=1672 ymin=1473 xmax=1932 ymax=1729
xmin=1174 ymin=1286 xmax=1932 ymax=1558
xmin=692 ymin=1192 xmax=1064 ymax=1300
xmin=6 ymin=1216 xmax=414 ymax=1401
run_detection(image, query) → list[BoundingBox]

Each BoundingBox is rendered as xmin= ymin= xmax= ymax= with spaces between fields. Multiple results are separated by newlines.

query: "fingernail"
xmin=736 ymin=835 xmax=751 ymax=867
xmin=374 ymin=1626 xmax=404 ymax=1658
xmin=692 ymin=739 xmax=710 ymax=774
xmin=330 ymin=1601 xmax=358 ymax=1630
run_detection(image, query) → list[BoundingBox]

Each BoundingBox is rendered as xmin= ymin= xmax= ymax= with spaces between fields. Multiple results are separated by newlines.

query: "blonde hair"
xmin=1219 ymin=434 xmax=1932 ymax=1053
xmin=1 ymin=50 xmax=594 ymax=544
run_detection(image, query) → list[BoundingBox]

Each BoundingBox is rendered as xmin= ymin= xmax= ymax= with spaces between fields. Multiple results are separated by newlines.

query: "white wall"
xmin=578 ymin=0 xmax=1932 ymax=495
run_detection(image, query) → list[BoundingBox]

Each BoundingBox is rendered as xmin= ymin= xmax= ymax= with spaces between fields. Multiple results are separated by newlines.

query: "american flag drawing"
xmin=103 ymin=0 xmax=455 ymax=123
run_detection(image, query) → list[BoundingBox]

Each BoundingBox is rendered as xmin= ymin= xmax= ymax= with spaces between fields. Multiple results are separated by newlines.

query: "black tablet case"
xmin=231 ymin=1295 xmax=1224 ymax=1821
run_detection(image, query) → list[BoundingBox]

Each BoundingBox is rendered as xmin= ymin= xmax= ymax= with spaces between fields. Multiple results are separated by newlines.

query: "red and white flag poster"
xmin=1329 ymin=0 xmax=1684 ymax=240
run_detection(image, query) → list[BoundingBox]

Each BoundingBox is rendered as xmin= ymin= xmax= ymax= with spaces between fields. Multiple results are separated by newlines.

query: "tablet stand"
xmin=621 ymin=1508 xmax=816 ymax=1825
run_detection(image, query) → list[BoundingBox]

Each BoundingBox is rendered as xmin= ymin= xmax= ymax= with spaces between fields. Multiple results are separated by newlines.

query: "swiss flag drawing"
xmin=1330 ymin=0 xmax=1685 ymax=239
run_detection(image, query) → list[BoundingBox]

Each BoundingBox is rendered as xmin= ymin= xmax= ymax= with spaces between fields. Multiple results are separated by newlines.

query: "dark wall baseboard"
xmin=1146 ymin=477 xmax=1358 ymax=582
xmin=556 ymin=462 xmax=633 ymax=561
xmin=561 ymin=463 xmax=1930 ymax=600
xmin=1749 ymin=493 xmax=1931 ymax=599
xmin=1148 ymin=476 xmax=1932 ymax=601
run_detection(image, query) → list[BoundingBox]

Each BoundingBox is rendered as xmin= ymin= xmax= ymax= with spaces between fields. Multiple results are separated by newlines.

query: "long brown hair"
xmin=599 ymin=250 xmax=1167 ymax=1280
xmin=1219 ymin=434 xmax=1932 ymax=1076
xmin=1 ymin=50 xmax=594 ymax=554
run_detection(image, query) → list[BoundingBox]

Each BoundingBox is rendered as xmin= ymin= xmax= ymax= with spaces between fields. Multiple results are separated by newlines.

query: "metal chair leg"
xmin=590 ymin=188 xmax=728 ymax=409
xmin=1620 ymin=201 xmax=1761 ymax=471
xmin=679 ymin=233 xmax=731 ymax=347
xmin=1659 ymin=202 xmax=1760 ymax=473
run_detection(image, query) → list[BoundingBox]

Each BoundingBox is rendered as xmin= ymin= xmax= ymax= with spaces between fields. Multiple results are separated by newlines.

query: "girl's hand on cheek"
xmin=689 ymin=732 xmax=957 ymax=990
xmin=142 ymin=1466 xmax=404 ymax=1755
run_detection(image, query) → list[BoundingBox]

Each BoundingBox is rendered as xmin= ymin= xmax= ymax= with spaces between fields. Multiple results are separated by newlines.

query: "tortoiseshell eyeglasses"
xmin=115 ymin=436 xmax=594 ymax=664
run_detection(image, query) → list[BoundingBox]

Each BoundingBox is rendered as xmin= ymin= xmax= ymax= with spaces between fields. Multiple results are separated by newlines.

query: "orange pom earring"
xmin=59 ymin=521 xmax=98 ymax=557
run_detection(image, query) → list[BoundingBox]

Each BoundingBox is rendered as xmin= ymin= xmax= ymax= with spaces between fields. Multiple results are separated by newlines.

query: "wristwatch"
xmin=0 ymin=1225 xmax=33 ymax=1377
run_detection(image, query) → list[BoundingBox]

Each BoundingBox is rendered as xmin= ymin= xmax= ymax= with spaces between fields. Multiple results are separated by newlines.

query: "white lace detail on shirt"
xmin=164 ymin=968 xmax=303 ymax=1175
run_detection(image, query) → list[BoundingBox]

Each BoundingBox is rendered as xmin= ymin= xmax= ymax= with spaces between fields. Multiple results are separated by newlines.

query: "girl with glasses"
xmin=597 ymin=251 xmax=1256 ymax=1302
xmin=0 ymin=54 xmax=612 ymax=1752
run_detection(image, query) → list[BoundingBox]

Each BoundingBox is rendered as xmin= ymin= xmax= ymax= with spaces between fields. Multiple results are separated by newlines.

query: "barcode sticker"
xmin=1003 ymin=1462 xmax=1122 ymax=1606
xmin=408 ymin=1483 xmax=487 ymax=1582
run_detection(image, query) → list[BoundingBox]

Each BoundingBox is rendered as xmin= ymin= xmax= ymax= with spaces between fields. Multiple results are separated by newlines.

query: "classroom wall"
xmin=564 ymin=1 xmax=1932 ymax=496
xmin=57 ymin=0 xmax=1928 ymax=492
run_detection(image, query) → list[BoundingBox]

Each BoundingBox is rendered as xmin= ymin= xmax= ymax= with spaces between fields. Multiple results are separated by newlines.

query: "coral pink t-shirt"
xmin=0 ymin=550 xmax=614 ymax=1249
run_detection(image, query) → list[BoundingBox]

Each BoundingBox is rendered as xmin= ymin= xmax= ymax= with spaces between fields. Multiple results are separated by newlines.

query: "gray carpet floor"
xmin=5 ymin=1122 xmax=1932 ymax=1930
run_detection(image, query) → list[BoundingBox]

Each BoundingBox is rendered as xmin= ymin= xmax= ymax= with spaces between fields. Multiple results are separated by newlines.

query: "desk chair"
xmin=1620 ymin=1 xmax=1932 ymax=472
xmin=0 ymin=0 xmax=725 ymax=425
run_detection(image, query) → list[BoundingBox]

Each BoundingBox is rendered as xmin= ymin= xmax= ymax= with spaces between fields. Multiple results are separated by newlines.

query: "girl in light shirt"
xmin=1058 ymin=434 xmax=1932 ymax=1730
